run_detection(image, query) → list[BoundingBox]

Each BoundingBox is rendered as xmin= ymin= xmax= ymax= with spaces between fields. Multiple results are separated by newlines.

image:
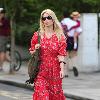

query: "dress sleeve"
xmin=58 ymin=35 xmax=67 ymax=56
xmin=29 ymin=32 xmax=38 ymax=51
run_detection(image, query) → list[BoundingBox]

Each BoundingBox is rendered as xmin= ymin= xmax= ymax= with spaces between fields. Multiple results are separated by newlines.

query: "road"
xmin=0 ymin=83 xmax=32 ymax=100
xmin=0 ymin=83 xmax=73 ymax=100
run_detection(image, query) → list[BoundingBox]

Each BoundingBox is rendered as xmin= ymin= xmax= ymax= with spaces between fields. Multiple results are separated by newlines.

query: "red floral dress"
xmin=29 ymin=32 xmax=67 ymax=100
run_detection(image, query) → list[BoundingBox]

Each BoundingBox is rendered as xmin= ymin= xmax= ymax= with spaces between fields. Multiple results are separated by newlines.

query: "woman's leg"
xmin=49 ymin=79 xmax=66 ymax=100
xmin=33 ymin=76 xmax=49 ymax=100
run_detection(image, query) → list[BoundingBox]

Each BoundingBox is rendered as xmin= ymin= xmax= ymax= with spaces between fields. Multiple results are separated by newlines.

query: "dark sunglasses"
xmin=42 ymin=16 xmax=52 ymax=21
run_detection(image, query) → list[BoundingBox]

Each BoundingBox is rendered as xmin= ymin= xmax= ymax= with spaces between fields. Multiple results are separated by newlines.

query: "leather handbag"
xmin=26 ymin=32 xmax=41 ymax=84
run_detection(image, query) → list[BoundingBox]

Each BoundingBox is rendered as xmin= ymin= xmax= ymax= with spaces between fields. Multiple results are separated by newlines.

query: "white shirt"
xmin=61 ymin=18 xmax=77 ymax=30
xmin=67 ymin=27 xmax=82 ymax=37
xmin=61 ymin=18 xmax=82 ymax=37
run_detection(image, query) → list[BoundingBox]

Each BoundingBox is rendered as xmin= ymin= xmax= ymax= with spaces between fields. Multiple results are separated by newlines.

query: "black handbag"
xmin=26 ymin=32 xmax=41 ymax=84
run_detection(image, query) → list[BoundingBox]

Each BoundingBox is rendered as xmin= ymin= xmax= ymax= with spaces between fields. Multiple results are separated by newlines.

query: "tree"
xmin=0 ymin=0 xmax=29 ymax=73
xmin=0 ymin=0 xmax=41 ymax=73
xmin=0 ymin=0 xmax=99 ymax=73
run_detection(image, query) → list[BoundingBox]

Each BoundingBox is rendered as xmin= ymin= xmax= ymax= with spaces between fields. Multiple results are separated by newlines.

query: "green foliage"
xmin=15 ymin=23 xmax=39 ymax=47
xmin=0 ymin=0 xmax=100 ymax=47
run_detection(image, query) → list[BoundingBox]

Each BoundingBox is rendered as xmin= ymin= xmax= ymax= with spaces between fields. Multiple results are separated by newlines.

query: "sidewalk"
xmin=0 ymin=61 xmax=100 ymax=100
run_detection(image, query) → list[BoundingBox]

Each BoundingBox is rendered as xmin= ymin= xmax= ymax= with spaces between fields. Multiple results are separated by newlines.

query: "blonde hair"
xmin=39 ymin=9 xmax=64 ymax=40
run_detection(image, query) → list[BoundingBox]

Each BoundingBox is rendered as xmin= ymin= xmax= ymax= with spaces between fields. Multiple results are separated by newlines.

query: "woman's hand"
xmin=60 ymin=69 xmax=65 ymax=79
xmin=30 ymin=50 xmax=36 ymax=55
xmin=30 ymin=44 xmax=40 ymax=55
xmin=35 ymin=44 xmax=40 ymax=49
xmin=60 ymin=63 xmax=65 ymax=78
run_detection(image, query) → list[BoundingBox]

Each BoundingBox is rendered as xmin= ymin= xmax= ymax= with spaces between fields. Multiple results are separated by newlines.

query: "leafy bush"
xmin=15 ymin=23 xmax=39 ymax=47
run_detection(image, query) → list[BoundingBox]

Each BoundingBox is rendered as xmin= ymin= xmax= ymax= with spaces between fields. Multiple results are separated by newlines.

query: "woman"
xmin=29 ymin=9 xmax=67 ymax=100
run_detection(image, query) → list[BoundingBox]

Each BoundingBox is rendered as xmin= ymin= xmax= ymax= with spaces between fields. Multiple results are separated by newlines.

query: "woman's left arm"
xmin=58 ymin=55 xmax=66 ymax=78
xmin=58 ymin=35 xmax=67 ymax=78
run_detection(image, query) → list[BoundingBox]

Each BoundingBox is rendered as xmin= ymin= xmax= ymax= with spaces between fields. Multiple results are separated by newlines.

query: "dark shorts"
xmin=66 ymin=36 xmax=78 ymax=51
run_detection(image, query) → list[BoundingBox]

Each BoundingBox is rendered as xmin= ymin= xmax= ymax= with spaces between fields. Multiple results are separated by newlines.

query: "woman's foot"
xmin=73 ymin=66 xmax=78 ymax=77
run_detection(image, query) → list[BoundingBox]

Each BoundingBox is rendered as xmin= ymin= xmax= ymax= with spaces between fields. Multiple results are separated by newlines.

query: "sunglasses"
xmin=42 ymin=16 xmax=52 ymax=21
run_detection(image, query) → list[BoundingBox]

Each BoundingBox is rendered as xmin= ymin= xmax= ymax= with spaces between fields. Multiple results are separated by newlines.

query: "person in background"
xmin=61 ymin=11 xmax=82 ymax=77
xmin=61 ymin=11 xmax=78 ymax=36
xmin=70 ymin=11 xmax=82 ymax=50
xmin=29 ymin=9 xmax=67 ymax=100
xmin=0 ymin=8 xmax=11 ymax=71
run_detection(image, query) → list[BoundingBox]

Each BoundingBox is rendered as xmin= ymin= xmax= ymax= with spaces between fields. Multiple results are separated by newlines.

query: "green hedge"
xmin=15 ymin=23 xmax=39 ymax=47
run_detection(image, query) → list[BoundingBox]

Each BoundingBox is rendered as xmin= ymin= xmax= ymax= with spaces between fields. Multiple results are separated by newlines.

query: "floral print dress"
xmin=29 ymin=32 xmax=67 ymax=100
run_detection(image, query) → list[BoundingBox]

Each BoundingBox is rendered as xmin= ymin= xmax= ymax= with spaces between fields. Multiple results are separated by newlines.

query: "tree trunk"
xmin=9 ymin=18 xmax=15 ymax=74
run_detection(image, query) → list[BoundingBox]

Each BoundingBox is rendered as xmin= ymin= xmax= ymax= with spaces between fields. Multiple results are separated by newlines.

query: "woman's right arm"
xmin=29 ymin=32 xmax=38 ymax=54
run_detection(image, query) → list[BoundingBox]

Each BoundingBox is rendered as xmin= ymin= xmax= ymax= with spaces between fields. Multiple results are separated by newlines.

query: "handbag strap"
xmin=37 ymin=31 xmax=40 ymax=44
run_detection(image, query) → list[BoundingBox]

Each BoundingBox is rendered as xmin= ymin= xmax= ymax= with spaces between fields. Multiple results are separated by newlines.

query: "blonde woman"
xmin=29 ymin=9 xmax=67 ymax=100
